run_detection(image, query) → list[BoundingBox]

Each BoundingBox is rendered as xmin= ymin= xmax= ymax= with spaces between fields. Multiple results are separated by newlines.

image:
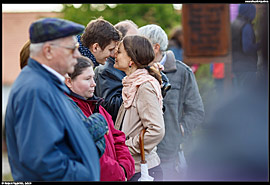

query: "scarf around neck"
xmin=77 ymin=35 xmax=99 ymax=68
xmin=122 ymin=68 xmax=163 ymax=110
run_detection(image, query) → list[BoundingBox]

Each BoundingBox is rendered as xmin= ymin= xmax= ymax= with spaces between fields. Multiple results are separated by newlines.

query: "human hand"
xmin=152 ymin=63 xmax=164 ymax=72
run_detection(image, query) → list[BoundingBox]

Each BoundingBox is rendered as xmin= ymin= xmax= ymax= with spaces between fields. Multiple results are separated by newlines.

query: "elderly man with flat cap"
xmin=5 ymin=17 xmax=100 ymax=181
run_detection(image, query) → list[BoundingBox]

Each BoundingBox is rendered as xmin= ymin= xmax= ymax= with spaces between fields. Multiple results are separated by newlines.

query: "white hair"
xmin=29 ymin=42 xmax=44 ymax=57
xmin=138 ymin=24 xmax=168 ymax=52
xmin=29 ymin=35 xmax=77 ymax=57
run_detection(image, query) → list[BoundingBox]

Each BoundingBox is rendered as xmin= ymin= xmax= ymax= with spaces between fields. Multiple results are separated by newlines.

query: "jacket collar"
xmin=107 ymin=56 xmax=115 ymax=64
xmin=68 ymin=88 xmax=101 ymax=102
xmin=163 ymin=50 xmax=177 ymax=73
xmin=28 ymin=58 xmax=71 ymax=94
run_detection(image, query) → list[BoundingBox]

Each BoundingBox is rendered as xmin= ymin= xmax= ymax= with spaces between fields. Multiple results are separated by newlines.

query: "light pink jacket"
xmin=115 ymin=82 xmax=165 ymax=173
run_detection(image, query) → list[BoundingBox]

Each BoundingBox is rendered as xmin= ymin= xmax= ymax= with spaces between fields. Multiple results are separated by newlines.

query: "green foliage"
xmin=194 ymin=64 xmax=215 ymax=106
xmin=61 ymin=4 xmax=181 ymax=34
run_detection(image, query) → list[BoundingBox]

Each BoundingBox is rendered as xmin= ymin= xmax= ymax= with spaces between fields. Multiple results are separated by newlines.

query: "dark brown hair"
xmin=81 ymin=17 xmax=122 ymax=50
xmin=20 ymin=40 xmax=31 ymax=69
xmin=169 ymin=27 xmax=182 ymax=48
xmin=68 ymin=56 xmax=94 ymax=80
xmin=123 ymin=35 xmax=162 ymax=84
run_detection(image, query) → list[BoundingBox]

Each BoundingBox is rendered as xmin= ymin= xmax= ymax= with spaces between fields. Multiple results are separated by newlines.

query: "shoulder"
xmin=137 ymin=81 xmax=159 ymax=98
xmin=94 ymin=64 xmax=105 ymax=75
xmin=140 ymin=80 xmax=156 ymax=89
xmin=242 ymin=23 xmax=253 ymax=33
xmin=16 ymin=70 xmax=53 ymax=96
xmin=175 ymin=60 xmax=193 ymax=73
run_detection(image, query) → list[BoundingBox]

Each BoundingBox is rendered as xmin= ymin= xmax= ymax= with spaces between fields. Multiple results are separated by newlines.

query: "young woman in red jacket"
xmin=65 ymin=56 xmax=135 ymax=181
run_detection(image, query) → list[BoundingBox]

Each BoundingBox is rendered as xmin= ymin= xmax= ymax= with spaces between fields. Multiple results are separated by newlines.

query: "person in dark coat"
xmin=65 ymin=56 xmax=135 ymax=181
xmin=4 ymin=18 xmax=100 ymax=181
xmin=139 ymin=24 xmax=205 ymax=181
xmin=94 ymin=20 xmax=138 ymax=123
xmin=231 ymin=4 xmax=260 ymax=89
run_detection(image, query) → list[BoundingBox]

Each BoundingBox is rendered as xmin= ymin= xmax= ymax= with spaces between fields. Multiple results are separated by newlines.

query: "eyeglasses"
xmin=50 ymin=42 xmax=79 ymax=54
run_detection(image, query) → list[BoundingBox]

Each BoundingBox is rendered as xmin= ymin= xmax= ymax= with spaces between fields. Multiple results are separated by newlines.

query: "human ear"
xmin=92 ymin=43 xmax=100 ymax=53
xmin=153 ymin=43 xmax=160 ymax=52
xmin=65 ymin=77 xmax=72 ymax=88
xmin=43 ymin=44 xmax=53 ymax=60
xmin=129 ymin=60 xmax=134 ymax=67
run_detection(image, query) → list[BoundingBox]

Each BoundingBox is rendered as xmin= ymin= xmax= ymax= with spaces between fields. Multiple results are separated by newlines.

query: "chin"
xmin=113 ymin=64 xmax=119 ymax=69
xmin=68 ymin=68 xmax=75 ymax=75
xmin=88 ymin=93 xmax=94 ymax=98
xmin=98 ymin=59 xmax=106 ymax=65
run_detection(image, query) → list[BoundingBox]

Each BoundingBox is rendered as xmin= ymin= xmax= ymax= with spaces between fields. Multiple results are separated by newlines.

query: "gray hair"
xmin=29 ymin=35 xmax=77 ymax=57
xmin=29 ymin=43 xmax=44 ymax=57
xmin=115 ymin=20 xmax=138 ymax=37
xmin=138 ymin=24 xmax=168 ymax=52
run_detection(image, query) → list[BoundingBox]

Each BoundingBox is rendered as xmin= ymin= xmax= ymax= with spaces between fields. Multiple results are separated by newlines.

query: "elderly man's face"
xmin=49 ymin=36 xmax=81 ymax=75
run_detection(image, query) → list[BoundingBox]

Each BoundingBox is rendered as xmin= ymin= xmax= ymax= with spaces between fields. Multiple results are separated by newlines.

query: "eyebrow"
xmin=85 ymin=74 xmax=94 ymax=78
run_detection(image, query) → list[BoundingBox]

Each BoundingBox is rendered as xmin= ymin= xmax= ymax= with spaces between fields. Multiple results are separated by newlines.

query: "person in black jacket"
xmin=94 ymin=20 xmax=138 ymax=123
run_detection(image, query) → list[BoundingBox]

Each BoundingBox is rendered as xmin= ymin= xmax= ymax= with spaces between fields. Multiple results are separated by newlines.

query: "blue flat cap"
xmin=29 ymin=17 xmax=85 ymax=43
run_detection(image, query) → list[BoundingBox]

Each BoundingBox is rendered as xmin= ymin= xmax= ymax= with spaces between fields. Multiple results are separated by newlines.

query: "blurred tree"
xmin=61 ymin=4 xmax=181 ymax=34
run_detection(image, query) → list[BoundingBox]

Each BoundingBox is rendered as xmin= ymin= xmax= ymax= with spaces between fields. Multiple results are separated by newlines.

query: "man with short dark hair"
xmin=93 ymin=20 xmax=138 ymax=122
xmin=5 ymin=17 xmax=100 ymax=181
xmin=77 ymin=17 xmax=122 ymax=68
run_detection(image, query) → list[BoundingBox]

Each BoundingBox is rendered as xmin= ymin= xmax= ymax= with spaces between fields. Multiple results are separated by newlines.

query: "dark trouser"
xmin=129 ymin=165 xmax=163 ymax=181
xmin=159 ymin=156 xmax=186 ymax=181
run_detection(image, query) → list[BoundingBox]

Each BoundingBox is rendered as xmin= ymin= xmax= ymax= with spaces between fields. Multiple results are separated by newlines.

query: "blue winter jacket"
xmin=5 ymin=58 xmax=100 ymax=181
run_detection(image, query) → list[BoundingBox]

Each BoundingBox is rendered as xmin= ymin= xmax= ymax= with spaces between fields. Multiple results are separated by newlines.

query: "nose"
xmin=114 ymin=52 xmax=118 ymax=59
xmin=110 ymin=50 xmax=116 ymax=58
xmin=91 ymin=79 xmax=96 ymax=87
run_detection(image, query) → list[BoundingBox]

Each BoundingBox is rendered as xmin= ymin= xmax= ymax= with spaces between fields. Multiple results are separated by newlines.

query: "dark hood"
xmin=238 ymin=4 xmax=256 ymax=21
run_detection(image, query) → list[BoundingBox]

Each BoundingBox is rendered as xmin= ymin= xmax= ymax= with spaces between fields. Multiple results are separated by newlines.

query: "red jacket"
xmin=67 ymin=93 xmax=135 ymax=181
